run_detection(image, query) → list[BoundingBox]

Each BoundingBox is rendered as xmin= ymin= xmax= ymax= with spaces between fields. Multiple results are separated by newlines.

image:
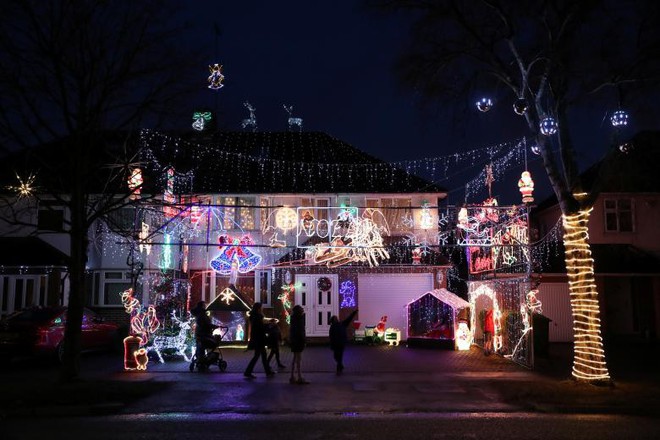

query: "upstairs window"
xmin=220 ymin=196 xmax=256 ymax=230
xmin=604 ymin=198 xmax=634 ymax=232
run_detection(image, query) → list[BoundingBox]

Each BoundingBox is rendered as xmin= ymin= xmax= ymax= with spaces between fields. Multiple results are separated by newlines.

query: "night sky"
xmin=178 ymin=2 xmax=656 ymax=204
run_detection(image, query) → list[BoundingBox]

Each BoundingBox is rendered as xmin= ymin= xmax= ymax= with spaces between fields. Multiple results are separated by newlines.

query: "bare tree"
xmin=0 ymin=0 xmax=201 ymax=381
xmin=369 ymin=0 xmax=660 ymax=382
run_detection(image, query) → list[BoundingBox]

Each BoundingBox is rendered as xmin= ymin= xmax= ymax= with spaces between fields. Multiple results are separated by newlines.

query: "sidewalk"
xmin=1 ymin=341 xmax=658 ymax=418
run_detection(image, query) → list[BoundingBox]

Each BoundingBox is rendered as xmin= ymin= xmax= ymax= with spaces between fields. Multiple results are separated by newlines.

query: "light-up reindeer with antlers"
xmin=241 ymin=102 xmax=257 ymax=132
xmin=283 ymin=104 xmax=303 ymax=132
xmin=148 ymin=310 xmax=194 ymax=363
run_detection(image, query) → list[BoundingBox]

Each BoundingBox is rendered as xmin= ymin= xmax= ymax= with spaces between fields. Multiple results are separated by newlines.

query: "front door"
xmin=294 ymin=274 xmax=338 ymax=337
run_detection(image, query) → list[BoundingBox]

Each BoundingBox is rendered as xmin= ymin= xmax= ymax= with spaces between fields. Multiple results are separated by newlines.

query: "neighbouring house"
xmin=532 ymin=131 xmax=660 ymax=343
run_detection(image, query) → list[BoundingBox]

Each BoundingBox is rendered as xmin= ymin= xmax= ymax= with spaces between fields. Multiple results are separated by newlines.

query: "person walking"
xmin=329 ymin=309 xmax=358 ymax=375
xmin=244 ymin=302 xmax=275 ymax=379
xmin=266 ymin=318 xmax=286 ymax=370
xmin=288 ymin=305 xmax=308 ymax=384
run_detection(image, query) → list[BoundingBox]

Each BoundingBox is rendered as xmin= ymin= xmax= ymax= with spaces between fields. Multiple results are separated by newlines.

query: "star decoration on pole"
xmin=218 ymin=287 xmax=235 ymax=305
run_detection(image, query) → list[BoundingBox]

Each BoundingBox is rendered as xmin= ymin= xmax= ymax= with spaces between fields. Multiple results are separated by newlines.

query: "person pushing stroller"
xmin=191 ymin=301 xmax=218 ymax=364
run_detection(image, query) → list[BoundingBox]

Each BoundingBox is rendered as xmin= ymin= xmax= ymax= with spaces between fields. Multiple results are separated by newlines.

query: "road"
xmin=3 ymin=412 xmax=659 ymax=440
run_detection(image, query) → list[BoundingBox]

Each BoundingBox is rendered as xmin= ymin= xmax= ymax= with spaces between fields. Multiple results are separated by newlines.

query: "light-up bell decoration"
xmin=210 ymin=234 xmax=262 ymax=275
xmin=540 ymin=117 xmax=558 ymax=135
xmin=208 ymin=64 xmax=225 ymax=90
xmin=610 ymin=110 xmax=629 ymax=127
xmin=192 ymin=111 xmax=212 ymax=131
xmin=513 ymin=98 xmax=529 ymax=115
xmin=476 ymin=97 xmax=493 ymax=112
xmin=518 ymin=171 xmax=535 ymax=204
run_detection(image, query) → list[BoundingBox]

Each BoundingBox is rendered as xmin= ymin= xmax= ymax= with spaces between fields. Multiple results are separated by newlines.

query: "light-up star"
xmin=219 ymin=287 xmax=235 ymax=305
xmin=8 ymin=173 xmax=36 ymax=198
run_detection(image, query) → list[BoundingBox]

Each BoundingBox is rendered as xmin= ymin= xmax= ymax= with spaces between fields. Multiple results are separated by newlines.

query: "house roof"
xmin=142 ymin=130 xmax=446 ymax=194
xmin=406 ymin=289 xmax=470 ymax=310
xmin=534 ymin=130 xmax=660 ymax=212
xmin=206 ymin=285 xmax=251 ymax=312
xmin=0 ymin=237 xmax=69 ymax=267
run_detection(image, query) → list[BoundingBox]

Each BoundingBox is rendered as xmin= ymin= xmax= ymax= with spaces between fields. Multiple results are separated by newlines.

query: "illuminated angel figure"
xmin=208 ymin=64 xmax=225 ymax=90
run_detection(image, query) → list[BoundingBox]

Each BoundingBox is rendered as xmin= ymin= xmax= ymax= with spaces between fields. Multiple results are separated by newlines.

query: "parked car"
xmin=0 ymin=306 xmax=121 ymax=361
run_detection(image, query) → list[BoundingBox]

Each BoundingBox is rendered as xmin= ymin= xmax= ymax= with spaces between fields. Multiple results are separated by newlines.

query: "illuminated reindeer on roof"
xmin=283 ymin=104 xmax=303 ymax=132
xmin=241 ymin=102 xmax=257 ymax=132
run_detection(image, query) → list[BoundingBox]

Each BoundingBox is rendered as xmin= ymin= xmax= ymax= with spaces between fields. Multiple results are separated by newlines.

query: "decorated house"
xmin=0 ymin=130 xmax=451 ymax=341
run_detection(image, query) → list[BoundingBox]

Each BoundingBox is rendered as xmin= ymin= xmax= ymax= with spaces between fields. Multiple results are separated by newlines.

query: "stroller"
xmin=189 ymin=326 xmax=229 ymax=372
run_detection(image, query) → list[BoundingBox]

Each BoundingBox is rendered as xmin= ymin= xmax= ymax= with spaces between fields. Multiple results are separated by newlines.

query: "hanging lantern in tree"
xmin=518 ymin=171 xmax=535 ymax=204
xmin=540 ymin=117 xmax=558 ymax=135
xmin=513 ymin=98 xmax=529 ymax=115
xmin=530 ymin=144 xmax=542 ymax=155
xmin=476 ymin=97 xmax=493 ymax=112
xmin=610 ymin=110 xmax=629 ymax=127
xmin=208 ymin=64 xmax=225 ymax=90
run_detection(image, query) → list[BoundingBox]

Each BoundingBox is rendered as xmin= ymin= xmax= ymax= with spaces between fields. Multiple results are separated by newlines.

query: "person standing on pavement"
xmin=266 ymin=318 xmax=286 ymax=371
xmin=244 ymin=302 xmax=275 ymax=379
xmin=329 ymin=309 xmax=358 ymax=375
xmin=288 ymin=305 xmax=309 ymax=384
xmin=483 ymin=308 xmax=494 ymax=356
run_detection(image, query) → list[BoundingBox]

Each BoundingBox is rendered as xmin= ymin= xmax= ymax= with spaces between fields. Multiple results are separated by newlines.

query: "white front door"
xmin=294 ymin=274 xmax=338 ymax=337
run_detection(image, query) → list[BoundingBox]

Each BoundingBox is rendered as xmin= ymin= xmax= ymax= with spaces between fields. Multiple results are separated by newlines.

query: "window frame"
xmin=93 ymin=270 xmax=132 ymax=307
xmin=603 ymin=198 xmax=635 ymax=233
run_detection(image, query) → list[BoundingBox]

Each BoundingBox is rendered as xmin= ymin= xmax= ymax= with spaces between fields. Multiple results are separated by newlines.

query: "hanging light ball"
xmin=513 ymin=98 xmax=529 ymax=115
xmin=530 ymin=144 xmax=542 ymax=155
xmin=610 ymin=110 xmax=629 ymax=127
xmin=539 ymin=117 xmax=558 ymax=135
xmin=619 ymin=142 xmax=633 ymax=154
xmin=476 ymin=97 xmax=493 ymax=112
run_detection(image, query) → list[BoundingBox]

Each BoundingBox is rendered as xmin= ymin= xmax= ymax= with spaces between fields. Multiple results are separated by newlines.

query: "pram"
xmin=189 ymin=326 xmax=229 ymax=372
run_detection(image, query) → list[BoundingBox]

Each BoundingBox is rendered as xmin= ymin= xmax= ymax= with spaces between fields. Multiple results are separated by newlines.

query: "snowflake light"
xmin=208 ymin=64 xmax=225 ymax=90
xmin=8 ymin=173 xmax=36 ymax=198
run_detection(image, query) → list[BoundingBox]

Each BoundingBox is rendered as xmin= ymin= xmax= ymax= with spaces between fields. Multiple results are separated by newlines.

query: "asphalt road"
xmin=3 ymin=412 xmax=659 ymax=440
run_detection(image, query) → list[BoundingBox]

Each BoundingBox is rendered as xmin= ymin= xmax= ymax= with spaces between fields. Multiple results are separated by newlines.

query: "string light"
xmin=562 ymin=208 xmax=610 ymax=381
xmin=7 ymin=173 xmax=36 ymax=198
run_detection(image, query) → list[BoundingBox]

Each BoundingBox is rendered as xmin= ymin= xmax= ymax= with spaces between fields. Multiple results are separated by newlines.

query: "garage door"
xmin=357 ymin=273 xmax=433 ymax=340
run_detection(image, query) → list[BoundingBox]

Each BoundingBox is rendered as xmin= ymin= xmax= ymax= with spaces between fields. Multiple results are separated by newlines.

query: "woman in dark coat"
xmin=288 ymin=305 xmax=308 ymax=384
xmin=329 ymin=309 xmax=358 ymax=374
xmin=244 ymin=303 xmax=275 ymax=379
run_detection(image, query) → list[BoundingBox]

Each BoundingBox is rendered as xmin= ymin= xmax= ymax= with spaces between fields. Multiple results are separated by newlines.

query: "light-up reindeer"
xmin=148 ymin=310 xmax=194 ymax=363
xmin=241 ymin=102 xmax=258 ymax=132
xmin=283 ymin=105 xmax=303 ymax=132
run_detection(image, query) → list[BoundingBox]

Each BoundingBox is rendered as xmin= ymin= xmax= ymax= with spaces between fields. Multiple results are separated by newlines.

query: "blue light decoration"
xmin=339 ymin=280 xmax=356 ymax=308
xmin=210 ymin=234 xmax=262 ymax=275
xmin=530 ymin=143 xmax=541 ymax=156
xmin=610 ymin=110 xmax=629 ymax=127
xmin=476 ymin=97 xmax=493 ymax=112
xmin=539 ymin=117 xmax=558 ymax=135
xmin=207 ymin=64 xmax=225 ymax=90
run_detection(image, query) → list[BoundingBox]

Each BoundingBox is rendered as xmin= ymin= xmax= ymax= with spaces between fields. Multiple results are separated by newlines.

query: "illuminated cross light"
xmin=562 ymin=208 xmax=610 ymax=382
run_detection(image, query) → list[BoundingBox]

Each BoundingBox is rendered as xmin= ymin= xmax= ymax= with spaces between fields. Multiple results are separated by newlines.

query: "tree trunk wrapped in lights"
xmin=562 ymin=209 xmax=609 ymax=382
